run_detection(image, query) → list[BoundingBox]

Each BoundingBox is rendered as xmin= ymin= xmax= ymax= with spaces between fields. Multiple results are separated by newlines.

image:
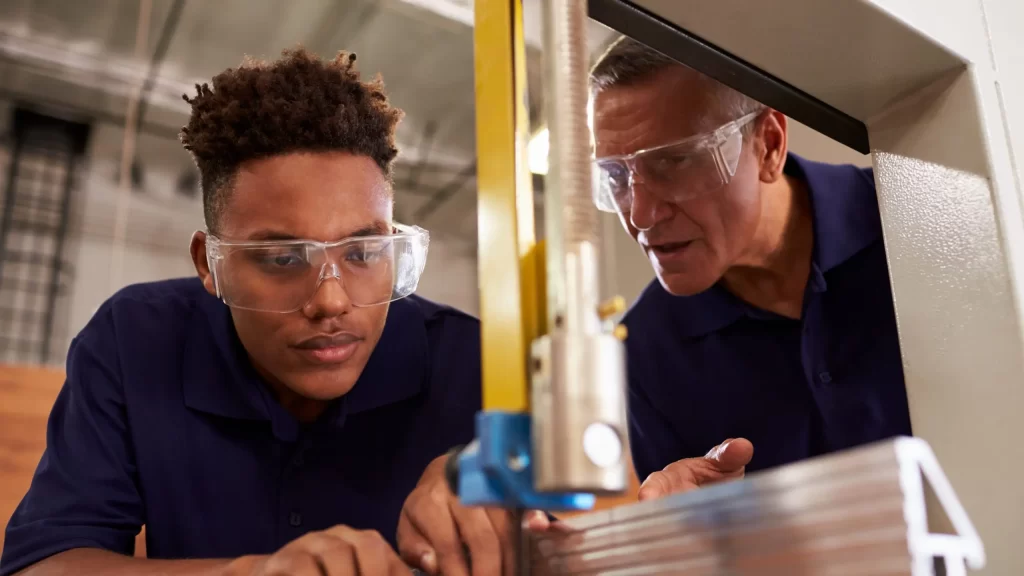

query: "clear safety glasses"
xmin=205 ymin=224 xmax=429 ymax=313
xmin=592 ymin=110 xmax=762 ymax=213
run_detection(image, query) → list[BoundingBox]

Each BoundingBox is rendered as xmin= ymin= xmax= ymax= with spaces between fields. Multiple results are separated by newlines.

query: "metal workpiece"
xmin=530 ymin=328 xmax=629 ymax=495
xmin=527 ymin=437 xmax=985 ymax=575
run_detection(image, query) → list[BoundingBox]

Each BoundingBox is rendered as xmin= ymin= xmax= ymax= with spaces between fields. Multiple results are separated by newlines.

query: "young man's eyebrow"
xmin=245 ymin=230 xmax=299 ymax=241
xmin=346 ymin=222 xmax=391 ymax=238
xmin=242 ymin=222 xmax=390 ymax=242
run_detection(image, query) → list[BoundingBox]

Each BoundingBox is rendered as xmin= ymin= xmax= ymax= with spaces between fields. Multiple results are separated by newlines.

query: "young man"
xmin=1 ymin=49 xmax=480 ymax=576
xmin=589 ymin=37 xmax=912 ymax=499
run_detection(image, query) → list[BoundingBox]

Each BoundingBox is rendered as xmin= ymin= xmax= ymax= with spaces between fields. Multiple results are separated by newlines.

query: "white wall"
xmin=417 ymin=231 xmax=480 ymax=315
xmin=54 ymin=122 xmax=206 ymax=365
xmin=983 ymin=0 xmax=1024 ymax=197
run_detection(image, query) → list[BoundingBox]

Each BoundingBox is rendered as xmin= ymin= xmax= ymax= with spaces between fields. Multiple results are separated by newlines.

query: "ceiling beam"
xmin=391 ymin=0 xmax=617 ymax=56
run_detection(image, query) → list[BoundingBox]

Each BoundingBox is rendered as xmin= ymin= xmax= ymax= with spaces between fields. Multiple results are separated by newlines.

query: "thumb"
xmin=704 ymin=438 xmax=754 ymax=473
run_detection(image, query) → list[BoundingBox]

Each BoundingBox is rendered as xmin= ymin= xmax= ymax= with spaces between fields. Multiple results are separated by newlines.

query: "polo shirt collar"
xmin=786 ymin=153 xmax=882 ymax=273
xmin=182 ymin=288 xmax=429 ymax=440
xmin=642 ymin=153 xmax=880 ymax=339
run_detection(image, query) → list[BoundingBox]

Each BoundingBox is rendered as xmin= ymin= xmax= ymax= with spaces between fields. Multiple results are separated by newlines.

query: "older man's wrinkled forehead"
xmin=591 ymin=66 xmax=737 ymax=157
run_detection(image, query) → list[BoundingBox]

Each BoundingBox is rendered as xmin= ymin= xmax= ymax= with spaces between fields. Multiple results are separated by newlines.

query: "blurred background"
xmin=0 ymin=0 xmax=870 ymax=549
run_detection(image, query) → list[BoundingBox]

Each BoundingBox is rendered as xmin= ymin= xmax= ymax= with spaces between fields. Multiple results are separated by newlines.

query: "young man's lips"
xmin=293 ymin=334 xmax=363 ymax=364
xmin=296 ymin=341 xmax=360 ymax=364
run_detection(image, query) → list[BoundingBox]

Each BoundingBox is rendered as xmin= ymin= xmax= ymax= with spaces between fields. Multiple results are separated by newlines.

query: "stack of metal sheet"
xmin=528 ymin=437 xmax=984 ymax=575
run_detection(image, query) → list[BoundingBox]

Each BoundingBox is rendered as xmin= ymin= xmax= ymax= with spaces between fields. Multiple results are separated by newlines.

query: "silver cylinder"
xmin=543 ymin=0 xmax=600 ymax=248
xmin=531 ymin=329 xmax=628 ymax=494
xmin=535 ymin=0 xmax=628 ymax=495
xmin=542 ymin=0 xmax=600 ymax=327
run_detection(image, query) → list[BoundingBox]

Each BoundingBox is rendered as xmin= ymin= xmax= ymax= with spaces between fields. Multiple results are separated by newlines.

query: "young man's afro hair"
xmin=179 ymin=47 xmax=404 ymax=230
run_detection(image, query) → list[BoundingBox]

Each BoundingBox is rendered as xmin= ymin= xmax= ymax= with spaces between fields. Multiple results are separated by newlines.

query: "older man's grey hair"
xmin=590 ymin=36 xmax=764 ymax=132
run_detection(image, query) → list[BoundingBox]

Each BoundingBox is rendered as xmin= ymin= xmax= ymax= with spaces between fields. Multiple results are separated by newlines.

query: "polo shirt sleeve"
xmin=627 ymin=385 xmax=674 ymax=482
xmin=1 ymin=307 xmax=143 ymax=575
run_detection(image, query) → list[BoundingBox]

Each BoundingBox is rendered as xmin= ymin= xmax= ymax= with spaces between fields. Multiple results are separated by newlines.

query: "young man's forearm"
xmin=14 ymin=548 xmax=261 ymax=576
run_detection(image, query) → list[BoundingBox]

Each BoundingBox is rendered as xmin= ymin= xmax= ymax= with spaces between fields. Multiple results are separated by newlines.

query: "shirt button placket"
xmin=281 ymin=439 xmax=312 ymax=537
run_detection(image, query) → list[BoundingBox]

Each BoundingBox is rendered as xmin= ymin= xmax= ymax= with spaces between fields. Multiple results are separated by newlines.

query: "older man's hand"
xmin=637 ymin=438 xmax=754 ymax=501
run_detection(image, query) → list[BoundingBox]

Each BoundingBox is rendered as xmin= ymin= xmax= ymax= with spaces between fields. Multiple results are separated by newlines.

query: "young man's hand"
xmin=637 ymin=438 xmax=754 ymax=501
xmin=224 ymin=526 xmax=410 ymax=576
xmin=396 ymin=454 xmax=548 ymax=576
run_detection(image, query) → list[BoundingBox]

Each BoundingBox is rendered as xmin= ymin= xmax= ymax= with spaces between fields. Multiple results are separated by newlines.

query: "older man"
xmin=395 ymin=36 xmax=915 ymax=576
xmin=589 ymin=37 xmax=912 ymax=499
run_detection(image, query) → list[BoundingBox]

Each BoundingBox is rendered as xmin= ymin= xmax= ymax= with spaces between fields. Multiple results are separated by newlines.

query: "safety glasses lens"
xmin=212 ymin=233 xmax=427 ymax=312
xmin=591 ymin=129 xmax=745 ymax=214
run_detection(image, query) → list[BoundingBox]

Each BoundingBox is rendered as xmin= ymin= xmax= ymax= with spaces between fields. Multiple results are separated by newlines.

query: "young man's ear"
xmin=189 ymin=231 xmax=217 ymax=296
xmin=757 ymin=109 xmax=789 ymax=184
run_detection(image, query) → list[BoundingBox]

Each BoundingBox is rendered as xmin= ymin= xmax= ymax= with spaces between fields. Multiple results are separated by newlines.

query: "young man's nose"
xmin=303 ymin=265 xmax=353 ymax=319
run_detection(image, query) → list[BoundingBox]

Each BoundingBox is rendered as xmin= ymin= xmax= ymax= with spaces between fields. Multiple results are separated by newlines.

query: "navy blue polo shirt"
xmin=1 ymin=278 xmax=480 ymax=574
xmin=624 ymin=153 xmax=912 ymax=481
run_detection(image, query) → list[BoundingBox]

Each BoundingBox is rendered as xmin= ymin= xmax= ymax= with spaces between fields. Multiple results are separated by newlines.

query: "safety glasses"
xmin=205 ymin=223 xmax=429 ymax=313
xmin=592 ymin=110 xmax=762 ymax=213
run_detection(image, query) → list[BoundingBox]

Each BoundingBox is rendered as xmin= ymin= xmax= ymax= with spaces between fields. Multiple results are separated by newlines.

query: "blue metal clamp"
xmin=452 ymin=411 xmax=595 ymax=511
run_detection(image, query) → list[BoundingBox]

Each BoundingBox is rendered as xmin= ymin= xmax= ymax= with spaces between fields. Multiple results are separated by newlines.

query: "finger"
xmin=262 ymin=550 xmax=323 ymax=576
xmin=397 ymin=512 xmax=438 ymax=574
xmin=285 ymin=532 xmax=357 ymax=576
xmin=521 ymin=510 xmax=550 ymax=532
xmin=638 ymin=468 xmax=693 ymax=501
xmin=386 ymin=544 xmax=415 ymax=576
xmin=485 ymin=507 xmax=517 ymax=576
xmin=548 ymin=520 xmax=576 ymax=534
xmin=314 ymin=539 xmax=358 ymax=576
xmin=637 ymin=472 xmax=665 ymax=501
xmin=406 ymin=488 xmax=471 ymax=576
xmin=329 ymin=527 xmax=394 ymax=576
xmin=704 ymin=438 xmax=754 ymax=473
xmin=389 ymin=559 xmax=415 ymax=576
xmin=450 ymin=502 xmax=502 ymax=576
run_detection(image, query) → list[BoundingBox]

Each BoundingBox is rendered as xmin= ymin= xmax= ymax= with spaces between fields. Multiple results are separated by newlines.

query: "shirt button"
xmin=818 ymin=371 xmax=833 ymax=384
xmin=289 ymin=511 xmax=302 ymax=527
xmin=293 ymin=455 xmax=304 ymax=467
